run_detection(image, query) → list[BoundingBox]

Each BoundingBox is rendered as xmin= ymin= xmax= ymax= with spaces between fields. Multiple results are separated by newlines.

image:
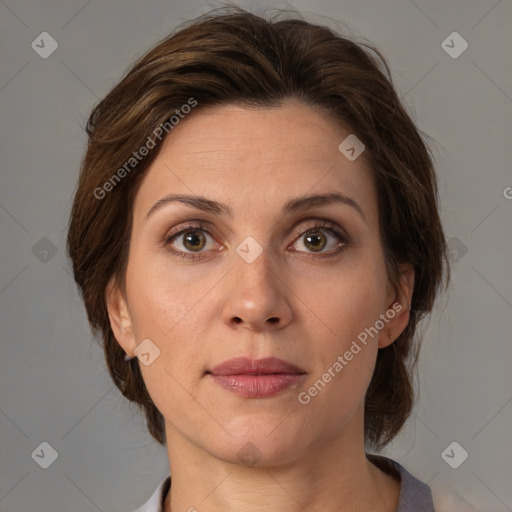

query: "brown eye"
xmin=165 ymin=224 xmax=218 ymax=259
xmin=181 ymin=229 xmax=207 ymax=252
xmin=291 ymin=224 xmax=346 ymax=256
xmin=303 ymin=231 xmax=327 ymax=252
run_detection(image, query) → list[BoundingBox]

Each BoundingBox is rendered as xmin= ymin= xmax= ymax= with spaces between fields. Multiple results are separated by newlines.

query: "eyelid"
xmin=163 ymin=218 xmax=349 ymax=261
xmin=164 ymin=218 xmax=348 ymax=244
xmin=287 ymin=220 xmax=349 ymax=255
xmin=164 ymin=220 xmax=213 ymax=240
xmin=290 ymin=218 xmax=348 ymax=240
xmin=163 ymin=221 xmax=219 ymax=250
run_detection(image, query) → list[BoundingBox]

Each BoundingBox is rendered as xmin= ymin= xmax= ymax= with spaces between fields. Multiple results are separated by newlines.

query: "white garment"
xmin=131 ymin=476 xmax=169 ymax=512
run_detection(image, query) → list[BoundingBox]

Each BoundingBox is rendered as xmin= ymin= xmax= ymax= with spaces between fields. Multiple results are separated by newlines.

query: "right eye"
xmin=164 ymin=223 xmax=223 ymax=261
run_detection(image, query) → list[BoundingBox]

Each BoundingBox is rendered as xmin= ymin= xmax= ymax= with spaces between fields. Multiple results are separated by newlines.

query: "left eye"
xmin=291 ymin=227 xmax=346 ymax=253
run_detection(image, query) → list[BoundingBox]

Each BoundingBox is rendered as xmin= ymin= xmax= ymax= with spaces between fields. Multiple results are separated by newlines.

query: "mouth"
xmin=206 ymin=357 xmax=307 ymax=398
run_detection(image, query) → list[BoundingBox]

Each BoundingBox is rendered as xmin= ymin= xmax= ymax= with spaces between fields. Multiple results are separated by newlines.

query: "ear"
xmin=378 ymin=263 xmax=415 ymax=349
xmin=105 ymin=277 xmax=137 ymax=358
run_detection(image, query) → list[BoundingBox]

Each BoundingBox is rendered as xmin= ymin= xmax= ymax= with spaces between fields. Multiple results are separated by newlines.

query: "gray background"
xmin=1 ymin=0 xmax=511 ymax=510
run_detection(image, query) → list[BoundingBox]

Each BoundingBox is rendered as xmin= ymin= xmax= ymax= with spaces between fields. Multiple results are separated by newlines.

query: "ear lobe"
xmin=105 ymin=278 xmax=136 ymax=357
xmin=379 ymin=263 xmax=415 ymax=349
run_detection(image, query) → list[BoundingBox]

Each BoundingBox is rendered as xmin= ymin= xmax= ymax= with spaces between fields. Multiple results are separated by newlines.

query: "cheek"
xmin=126 ymin=255 xmax=207 ymax=415
xmin=300 ymin=273 xmax=382 ymax=422
xmin=299 ymin=260 xmax=388 ymax=344
xmin=125 ymin=248 xmax=210 ymax=336
xmin=294 ymin=255 xmax=387 ymax=408
xmin=124 ymin=249 xmax=214 ymax=387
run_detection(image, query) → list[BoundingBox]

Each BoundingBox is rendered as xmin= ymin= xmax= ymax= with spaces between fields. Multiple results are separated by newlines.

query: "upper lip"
xmin=208 ymin=357 xmax=306 ymax=376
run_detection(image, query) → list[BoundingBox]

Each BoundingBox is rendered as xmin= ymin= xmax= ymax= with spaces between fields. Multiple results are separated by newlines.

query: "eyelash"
xmin=164 ymin=220 xmax=349 ymax=262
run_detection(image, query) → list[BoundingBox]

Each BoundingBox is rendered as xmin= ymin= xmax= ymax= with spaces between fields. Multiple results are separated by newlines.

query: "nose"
xmin=220 ymin=243 xmax=293 ymax=332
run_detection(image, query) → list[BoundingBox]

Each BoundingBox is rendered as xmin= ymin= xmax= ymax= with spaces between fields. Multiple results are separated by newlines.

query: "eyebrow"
xmin=144 ymin=192 xmax=368 ymax=226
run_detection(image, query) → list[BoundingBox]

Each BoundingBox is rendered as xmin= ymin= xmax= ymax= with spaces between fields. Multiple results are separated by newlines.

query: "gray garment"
xmin=132 ymin=454 xmax=435 ymax=511
xmin=367 ymin=454 xmax=436 ymax=512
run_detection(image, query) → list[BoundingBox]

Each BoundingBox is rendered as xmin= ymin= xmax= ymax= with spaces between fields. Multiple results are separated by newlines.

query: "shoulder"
xmin=431 ymin=484 xmax=480 ymax=512
xmin=367 ymin=454 xmax=480 ymax=512
xmin=367 ymin=453 xmax=435 ymax=512
xmin=128 ymin=476 xmax=171 ymax=512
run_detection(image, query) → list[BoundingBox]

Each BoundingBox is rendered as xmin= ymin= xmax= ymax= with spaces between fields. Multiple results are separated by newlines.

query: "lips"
xmin=209 ymin=356 xmax=305 ymax=376
xmin=207 ymin=357 xmax=306 ymax=398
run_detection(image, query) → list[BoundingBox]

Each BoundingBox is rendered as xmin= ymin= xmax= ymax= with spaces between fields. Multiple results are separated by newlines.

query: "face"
xmin=107 ymin=100 xmax=414 ymax=467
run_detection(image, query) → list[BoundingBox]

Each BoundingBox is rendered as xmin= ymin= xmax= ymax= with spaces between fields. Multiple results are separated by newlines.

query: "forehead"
xmin=155 ymin=101 xmax=361 ymax=168
xmin=132 ymin=101 xmax=377 ymax=228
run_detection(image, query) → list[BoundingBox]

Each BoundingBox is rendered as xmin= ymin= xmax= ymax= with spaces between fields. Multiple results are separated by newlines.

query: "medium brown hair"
xmin=67 ymin=6 xmax=450 ymax=450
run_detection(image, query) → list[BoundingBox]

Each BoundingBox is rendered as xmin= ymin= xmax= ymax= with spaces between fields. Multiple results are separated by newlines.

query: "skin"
xmin=106 ymin=100 xmax=415 ymax=512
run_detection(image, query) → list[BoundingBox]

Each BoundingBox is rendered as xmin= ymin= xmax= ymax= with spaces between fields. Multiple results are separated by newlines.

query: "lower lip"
xmin=210 ymin=374 xmax=305 ymax=398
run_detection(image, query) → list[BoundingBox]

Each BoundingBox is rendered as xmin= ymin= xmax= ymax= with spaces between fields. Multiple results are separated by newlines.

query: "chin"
xmin=208 ymin=420 xmax=312 ymax=468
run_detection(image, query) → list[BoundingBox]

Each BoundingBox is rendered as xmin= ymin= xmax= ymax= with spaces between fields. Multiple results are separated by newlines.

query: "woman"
xmin=67 ymin=7 xmax=450 ymax=511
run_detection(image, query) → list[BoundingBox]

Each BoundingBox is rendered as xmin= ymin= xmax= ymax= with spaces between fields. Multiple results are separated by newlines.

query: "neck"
xmin=162 ymin=408 xmax=400 ymax=512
